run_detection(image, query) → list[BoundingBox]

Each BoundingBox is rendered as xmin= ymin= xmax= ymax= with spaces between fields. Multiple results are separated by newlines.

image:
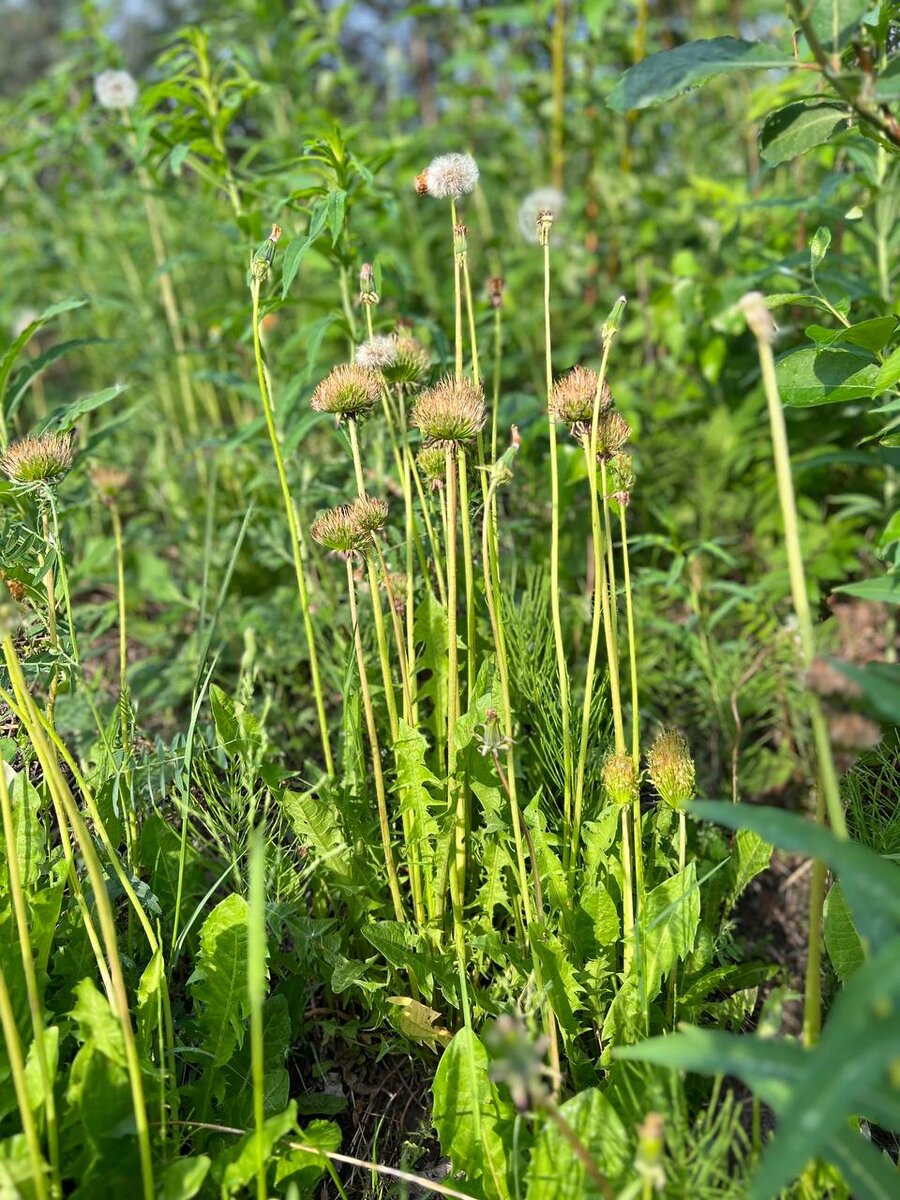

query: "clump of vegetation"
xmin=0 ymin=2 xmax=898 ymax=1198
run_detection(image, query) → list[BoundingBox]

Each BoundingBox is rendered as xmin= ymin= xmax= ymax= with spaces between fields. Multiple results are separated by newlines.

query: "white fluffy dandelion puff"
xmin=419 ymin=153 xmax=480 ymax=200
xmin=94 ymin=70 xmax=139 ymax=110
xmin=356 ymin=336 xmax=398 ymax=371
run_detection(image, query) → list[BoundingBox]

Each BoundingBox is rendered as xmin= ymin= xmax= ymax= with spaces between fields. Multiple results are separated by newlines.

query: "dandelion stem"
xmin=543 ymin=239 xmax=573 ymax=861
xmin=345 ymin=557 xmax=406 ymax=923
xmin=619 ymin=504 xmax=644 ymax=901
xmin=250 ymin=279 xmax=334 ymax=774
xmin=0 ymin=966 xmax=49 ymax=1200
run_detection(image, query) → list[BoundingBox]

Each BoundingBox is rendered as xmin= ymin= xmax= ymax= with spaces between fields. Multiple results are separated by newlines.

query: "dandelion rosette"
xmin=601 ymin=753 xmax=639 ymax=808
xmin=311 ymin=364 xmax=381 ymax=421
xmin=646 ymin=729 xmax=696 ymax=811
xmin=517 ymin=186 xmax=565 ymax=243
xmin=419 ymin=153 xmax=480 ymax=200
xmin=94 ymin=69 xmax=139 ymax=110
xmin=549 ymin=366 xmax=610 ymax=427
xmin=412 ymin=376 xmax=485 ymax=447
xmin=1 ymin=432 xmax=74 ymax=491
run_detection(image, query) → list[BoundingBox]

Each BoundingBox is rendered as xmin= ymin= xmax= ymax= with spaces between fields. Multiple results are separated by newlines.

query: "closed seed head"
xmin=422 ymin=153 xmax=480 ymax=200
xmin=348 ymin=495 xmax=388 ymax=536
xmin=311 ymin=364 xmax=381 ymax=420
xmin=646 ymin=729 xmax=695 ymax=811
xmin=1 ymin=432 xmax=74 ymax=489
xmin=412 ymin=376 xmax=485 ymax=446
xmin=383 ymin=336 xmax=430 ymax=389
xmin=550 ymin=366 xmax=610 ymax=427
xmin=417 ymin=444 xmax=447 ymax=488
xmin=310 ymin=505 xmax=370 ymax=556
xmin=610 ymin=451 xmax=635 ymax=502
xmin=573 ymin=409 xmax=630 ymax=458
xmin=602 ymin=753 xmax=639 ymax=808
xmin=517 ymin=187 xmax=565 ymax=243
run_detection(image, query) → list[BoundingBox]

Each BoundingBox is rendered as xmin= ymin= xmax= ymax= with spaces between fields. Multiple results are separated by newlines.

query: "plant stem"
xmin=3 ymin=639 xmax=156 ymax=1200
xmin=347 ymin=418 xmax=401 ymax=743
xmin=0 ymin=766 xmax=60 ymax=1196
xmin=621 ymin=806 xmax=635 ymax=975
xmin=248 ymin=828 xmax=267 ymax=1200
xmin=619 ymin=505 xmax=644 ymax=898
xmin=491 ymin=302 xmax=502 ymax=465
xmin=457 ymin=450 xmax=477 ymax=702
xmin=40 ymin=506 xmax=60 ymax=725
xmin=445 ymin=446 xmax=465 ymax=905
xmin=0 ymin=966 xmax=49 ymax=1200
xmin=345 ymin=558 xmax=406 ymax=923
xmin=250 ymin=279 xmax=334 ymax=773
xmin=543 ymin=239 xmax=573 ymax=859
xmin=451 ymin=201 xmax=463 ymax=381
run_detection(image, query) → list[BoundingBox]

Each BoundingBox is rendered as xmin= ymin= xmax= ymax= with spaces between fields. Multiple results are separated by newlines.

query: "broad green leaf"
xmin=776 ymin=346 xmax=879 ymax=406
xmin=135 ymin=949 xmax=163 ymax=1058
xmin=806 ymin=318 xmax=898 ymax=355
xmin=810 ymin=226 xmax=831 ymax=271
xmin=642 ymin=862 xmax=700 ymax=1000
xmin=160 ymin=1157 xmax=210 ymax=1200
xmin=393 ymin=719 xmax=442 ymax=911
xmin=823 ymin=884 xmax=864 ymax=983
xmin=835 ymin=574 xmax=900 ymax=604
xmin=607 ymin=38 xmax=793 ymax=112
xmin=829 ymin=1126 xmax=900 ymax=1200
xmin=724 ymin=828 xmax=772 ymax=909
xmin=433 ymin=1029 xmax=519 ymax=1200
xmin=529 ymin=926 xmax=583 ymax=1035
xmin=220 ymin=1101 xmax=298 ymax=1196
xmin=759 ymin=100 xmax=848 ymax=165
xmin=279 ymin=787 xmax=354 ymax=887
xmin=875 ymin=345 xmax=900 ymax=392
xmin=526 ymin=1087 xmax=629 ymax=1198
xmin=38 ymin=384 xmax=126 ymax=434
xmin=749 ymin=941 xmax=900 ymax=1200
xmin=188 ymin=893 xmax=249 ymax=1073
xmin=281 ymin=198 xmax=331 ymax=297
xmin=832 ymin=660 xmax=900 ymax=724
xmin=0 ymin=299 xmax=87 ymax=411
xmin=808 ymin=0 xmax=872 ymax=53
xmin=221 ymin=995 xmax=291 ymax=1126
xmin=0 ymin=772 xmax=44 ymax=891
xmin=875 ymin=56 xmax=900 ymax=101
xmin=691 ymin=802 xmax=900 ymax=953
xmin=387 ymin=996 xmax=452 ymax=1047
xmin=273 ymin=1117 xmax=341 ymax=1190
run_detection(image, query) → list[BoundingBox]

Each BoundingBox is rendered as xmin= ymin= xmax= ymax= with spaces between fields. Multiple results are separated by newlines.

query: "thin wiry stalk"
xmin=250 ymin=279 xmax=334 ymax=773
xmin=458 ymin=449 xmax=477 ymax=701
xmin=345 ymin=557 xmax=406 ymax=923
xmin=543 ymin=237 xmax=573 ymax=859
xmin=248 ymin=828 xmax=267 ymax=1200
xmin=619 ymin=504 xmax=644 ymax=900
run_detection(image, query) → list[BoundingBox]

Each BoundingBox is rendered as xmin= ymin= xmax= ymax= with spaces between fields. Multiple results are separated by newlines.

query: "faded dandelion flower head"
xmin=94 ymin=69 xmax=139 ymax=110
xmin=412 ymin=376 xmax=485 ymax=446
xmin=602 ymin=753 xmax=639 ymax=808
xmin=420 ymin=153 xmax=480 ymax=200
xmin=1 ymin=431 xmax=74 ymax=489
xmin=646 ymin=728 xmax=695 ymax=811
xmin=311 ymin=364 xmax=381 ymax=421
xmin=417 ymin=444 xmax=447 ymax=489
xmin=739 ymin=291 xmax=777 ymax=344
xmin=310 ymin=505 xmax=370 ymax=556
xmin=518 ymin=187 xmax=565 ymax=243
xmin=90 ymin=465 xmax=130 ymax=504
xmin=549 ymin=366 xmax=610 ymax=427
xmin=588 ymin=409 xmax=631 ymax=460
xmin=356 ymin=335 xmax=398 ymax=371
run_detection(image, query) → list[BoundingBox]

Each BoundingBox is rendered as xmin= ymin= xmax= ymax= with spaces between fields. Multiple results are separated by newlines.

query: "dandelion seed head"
xmin=1 ymin=432 xmax=74 ymax=489
xmin=646 ymin=729 xmax=695 ymax=811
xmin=412 ymin=376 xmax=485 ymax=446
xmin=310 ymin=364 xmax=381 ymax=421
xmin=601 ymin=753 xmax=639 ymax=808
xmin=421 ymin=153 xmax=480 ymax=200
xmin=94 ymin=69 xmax=138 ymax=110
xmin=609 ymin=451 xmax=635 ymax=504
xmin=384 ymin=336 xmax=430 ymax=389
xmin=518 ymin=187 xmax=565 ymax=243
xmin=549 ymin=366 xmax=610 ymax=427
